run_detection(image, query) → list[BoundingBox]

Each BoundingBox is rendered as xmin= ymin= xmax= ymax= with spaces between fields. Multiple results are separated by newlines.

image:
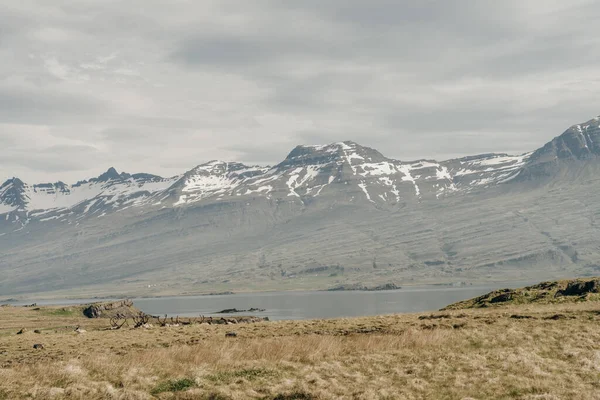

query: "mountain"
xmin=1 ymin=115 xmax=600 ymax=298
xmin=0 ymin=142 xmax=531 ymax=217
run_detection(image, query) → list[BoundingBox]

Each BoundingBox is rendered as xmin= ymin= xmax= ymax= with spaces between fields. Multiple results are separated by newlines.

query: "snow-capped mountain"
xmin=1 ymin=115 xmax=599 ymax=297
xmin=0 ymin=141 xmax=532 ymax=222
xmin=0 ymin=168 xmax=178 ymax=224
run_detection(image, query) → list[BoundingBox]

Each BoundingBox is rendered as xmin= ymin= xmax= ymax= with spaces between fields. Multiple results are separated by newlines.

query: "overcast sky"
xmin=1 ymin=0 xmax=599 ymax=183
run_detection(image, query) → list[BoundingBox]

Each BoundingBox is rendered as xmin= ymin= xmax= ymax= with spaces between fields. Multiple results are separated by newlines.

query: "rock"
xmin=327 ymin=283 xmax=401 ymax=291
xmin=83 ymin=304 xmax=103 ymax=318
xmin=16 ymin=328 xmax=27 ymax=335
xmin=33 ymin=330 xmax=41 ymax=334
xmin=510 ymin=314 xmax=535 ymax=320
xmin=217 ymin=308 xmax=240 ymax=314
xmin=225 ymin=332 xmax=237 ymax=337
xmin=544 ymin=314 xmax=567 ymax=320
xmin=490 ymin=292 xmax=513 ymax=303
xmin=370 ymin=283 xmax=401 ymax=291
xmin=74 ymin=326 xmax=87 ymax=334
xmin=83 ymin=300 xmax=135 ymax=318
xmin=33 ymin=344 xmax=44 ymax=350
xmin=557 ymin=280 xmax=600 ymax=296
xmin=216 ymin=308 xmax=266 ymax=314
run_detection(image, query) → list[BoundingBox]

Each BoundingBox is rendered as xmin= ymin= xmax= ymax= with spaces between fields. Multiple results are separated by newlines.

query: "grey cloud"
xmin=223 ymin=142 xmax=299 ymax=166
xmin=1 ymin=0 xmax=600 ymax=184
xmin=0 ymin=86 xmax=109 ymax=125
xmin=172 ymin=36 xmax=273 ymax=67
xmin=1 ymin=145 xmax=100 ymax=174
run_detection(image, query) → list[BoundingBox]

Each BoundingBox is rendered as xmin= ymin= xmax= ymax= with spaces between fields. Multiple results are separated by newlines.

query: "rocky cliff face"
xmin=519 ymin=116 xmax=600 ymax=179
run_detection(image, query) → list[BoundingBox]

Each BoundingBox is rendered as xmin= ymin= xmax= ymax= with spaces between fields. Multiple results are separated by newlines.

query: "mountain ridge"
xmin=1 ymin=115 xmax=600 ymax=297
xmin=0 ymin=141 xmax=534 ymax=217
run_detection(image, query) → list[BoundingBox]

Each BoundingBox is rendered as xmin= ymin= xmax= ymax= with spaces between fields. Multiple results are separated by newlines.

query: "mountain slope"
xmin=1 ymin=115 xmax=599 ymax=297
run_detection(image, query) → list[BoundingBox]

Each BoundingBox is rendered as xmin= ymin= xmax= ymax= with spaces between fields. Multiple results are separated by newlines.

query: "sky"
xmin=1 ymin=0 xmax=599 ymax=184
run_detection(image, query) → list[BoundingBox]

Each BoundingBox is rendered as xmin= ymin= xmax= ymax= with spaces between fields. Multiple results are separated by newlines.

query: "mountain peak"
xmin=95 ymin=167 xmax=122 ymax=182
xmin=188 ymin=160 xmax=252 ymax=175
xmin=298 ymin=140 xmax=368 ymax=152
xmin=528 ymin=116 xmax=600 ymax=165
xmin=0 ymin=177 xmax=27 ymax=209
xmin=1 ymin=177 xmax=24 ymax=188
xmin=281 ymin=141 xmax=387 ymax=168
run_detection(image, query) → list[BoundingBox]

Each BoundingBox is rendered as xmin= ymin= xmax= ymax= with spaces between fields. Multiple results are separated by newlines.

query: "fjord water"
xmin=133 ymin=282 xmax=531 ymax=320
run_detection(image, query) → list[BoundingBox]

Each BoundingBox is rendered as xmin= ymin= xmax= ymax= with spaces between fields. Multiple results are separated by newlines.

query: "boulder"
xmin=557 ymin=279 xmax=600 ymax=296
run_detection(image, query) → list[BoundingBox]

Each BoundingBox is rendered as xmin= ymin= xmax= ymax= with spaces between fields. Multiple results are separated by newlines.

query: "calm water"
xmin=3 ymin=282 xmax=533 ymax=320
xmin=133 ymin=282 xmax=530 ymax=321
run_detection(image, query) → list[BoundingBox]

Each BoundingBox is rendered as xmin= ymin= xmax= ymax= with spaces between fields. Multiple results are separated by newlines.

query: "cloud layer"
xmin=1 ymin=0 xmax=599 ymax=183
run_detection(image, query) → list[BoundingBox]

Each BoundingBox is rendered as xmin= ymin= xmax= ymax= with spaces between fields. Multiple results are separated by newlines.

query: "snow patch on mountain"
xmin=358 ymin=181 xmax=375 ymax=203
xmin=173 ymin=162 xmax=268 ymax=205
xmin=398 ymin=164 xmax=421 ymax=196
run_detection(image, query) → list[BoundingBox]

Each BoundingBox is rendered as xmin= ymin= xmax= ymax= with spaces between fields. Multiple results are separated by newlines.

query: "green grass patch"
xmin=41 ymin=307 xmax=79 ymax=317
xmin=206 ymin=368 xmax=278 ymax=384
xmin=150 ymin=378 xmax=196 ymax=395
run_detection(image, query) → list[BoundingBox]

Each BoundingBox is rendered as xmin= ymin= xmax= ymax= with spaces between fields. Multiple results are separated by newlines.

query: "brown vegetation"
xmin=2 ymin=297 xmax=600 ymax=399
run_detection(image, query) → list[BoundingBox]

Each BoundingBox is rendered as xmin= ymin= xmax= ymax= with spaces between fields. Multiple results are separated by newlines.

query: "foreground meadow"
xmin=2 ymin=299 xmax=600 ymax=399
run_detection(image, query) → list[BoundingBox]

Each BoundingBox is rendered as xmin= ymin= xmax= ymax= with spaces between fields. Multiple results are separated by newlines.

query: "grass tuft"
xmin=150 ymin=378 xmax=196 ymax=395
xmin=206 ymin=368 xmax=278 ymax=383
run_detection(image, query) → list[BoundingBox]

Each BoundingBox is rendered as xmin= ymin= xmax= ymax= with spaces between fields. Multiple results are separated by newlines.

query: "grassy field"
xmin=2 ymin=292 xmax=600 ymax=399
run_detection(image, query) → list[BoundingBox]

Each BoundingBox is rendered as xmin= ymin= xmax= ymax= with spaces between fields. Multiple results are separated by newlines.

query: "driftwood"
xmin=107 ymin=312 xmax=267 ymax=330
xmin=156 ymin=315 xmax=168 ymax=327
xmin=109 ymin=314 xmax=128 ymax=330
xmin=132 ymin=312 xmax=150 ymax=328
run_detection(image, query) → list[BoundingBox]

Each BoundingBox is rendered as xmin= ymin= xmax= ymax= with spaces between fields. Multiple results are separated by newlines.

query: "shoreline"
xmin=0 ymin=278 xmax=543 ymax=305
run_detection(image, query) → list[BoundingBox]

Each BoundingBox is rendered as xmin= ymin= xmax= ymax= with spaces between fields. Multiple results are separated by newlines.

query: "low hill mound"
xmin=442 ymin=277 xmax=600 ymax=310
xmin=82 ymin=300 xmax=142 ymax=318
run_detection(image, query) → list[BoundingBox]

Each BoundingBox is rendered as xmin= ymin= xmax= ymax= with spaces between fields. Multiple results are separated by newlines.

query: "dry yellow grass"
xmin=2 ymin=302 xmax=600 ymax=399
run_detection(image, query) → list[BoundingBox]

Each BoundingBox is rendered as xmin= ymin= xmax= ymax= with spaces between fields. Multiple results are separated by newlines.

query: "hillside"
xmin=1 ymin=116 xmax=600 ymax=297
xmin=442 ymin=277 xmax=600 ymax=310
